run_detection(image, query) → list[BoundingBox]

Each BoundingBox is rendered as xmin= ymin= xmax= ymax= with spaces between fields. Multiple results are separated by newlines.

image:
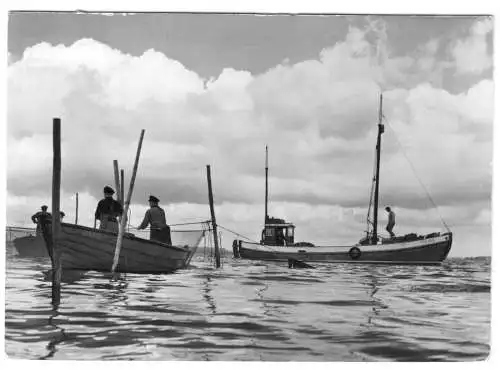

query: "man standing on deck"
xmin=137 ymin=195 xmax=172 ymax=245
xmin=385 ymin=206 xmax=396 ymax=238
xmin=95 ymin=186 xmax=123 ymax=233
xmin=31 ymin=205 xmax=51 ymax=235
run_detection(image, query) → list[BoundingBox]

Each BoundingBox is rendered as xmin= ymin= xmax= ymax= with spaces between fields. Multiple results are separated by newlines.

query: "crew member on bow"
xmin=31 ymin=205 xmax=52 ymax=235
xmin=385 ymin=206 xmax=396 ymax=238
xmin=95 ymin=186 xmax=123 ymax=233
xmin=137 ymin=195 xmax=172 ymax=245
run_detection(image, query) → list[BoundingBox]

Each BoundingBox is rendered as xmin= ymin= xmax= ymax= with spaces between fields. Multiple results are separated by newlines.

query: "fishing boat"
xmin=6 ymin=226 xmax=50 ymax=257
xmin=13 ymin=234 xmax=50 ymax=257
xmin=39 ymin=221 xmax=205 ymax=273
xmin=233 ymin=94 xmax=453 ymax=265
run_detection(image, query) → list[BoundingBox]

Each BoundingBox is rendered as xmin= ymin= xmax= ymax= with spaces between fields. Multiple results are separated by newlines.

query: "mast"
xmin=265 ymin=145 xmax=269 ymax=224
xmin=371 ymin=94 xmax=384 ymax=245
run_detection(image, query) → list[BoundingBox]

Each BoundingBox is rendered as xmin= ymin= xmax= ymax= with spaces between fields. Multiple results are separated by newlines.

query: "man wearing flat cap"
xmin=137 ymin=195 xmax=172 ymax=245
xmin=95 ymin=186 xmax=123 ymax=233
xmin=31 ymin=205 xmax=52 ymax=235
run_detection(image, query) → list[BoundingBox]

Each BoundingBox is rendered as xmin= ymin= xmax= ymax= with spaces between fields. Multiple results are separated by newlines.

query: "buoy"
xmin=348 ymin=247 xmax=362 ymax=260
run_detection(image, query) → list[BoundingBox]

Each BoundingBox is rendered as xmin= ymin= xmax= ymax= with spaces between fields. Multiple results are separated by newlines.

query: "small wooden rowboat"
xmin=40 ymin=221 xmax=205 ymax=273
xmin=13 ymin=234 xmax=50 ymax=257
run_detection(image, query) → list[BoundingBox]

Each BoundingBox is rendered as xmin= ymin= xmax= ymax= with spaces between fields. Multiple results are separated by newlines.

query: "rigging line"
xmin=127 ymin=220 xmax=209 ymax=231
xmin=217 ymin=224 xmax=280 ymax=254
xmin=217 ymin=224 xmax=259 ymax=243
xmin=170 ymin=220 xmax=211 ymax=227
xmin=383 ymin=116 xmax=451 ymax=232
xmin=366 ymin=146 xmax=378 ymax=233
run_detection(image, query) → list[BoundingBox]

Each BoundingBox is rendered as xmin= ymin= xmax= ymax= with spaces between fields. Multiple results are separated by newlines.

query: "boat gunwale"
xmin=239 ymin=233 xmax=452 ymax=251
xmin=55 ymin=222 xmax=198 ymax=253
xmin=238 ymin=237 xmax=452 ymax=265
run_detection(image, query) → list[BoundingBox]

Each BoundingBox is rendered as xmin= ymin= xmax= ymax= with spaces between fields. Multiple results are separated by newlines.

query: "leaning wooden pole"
xmin=265 ymin=145 xmax=269 ymax=225
xmin=51 ymin=118 xmax=62 ymax=305
xmin=111 ymin=129 xmax=145 ymax=273
xmin=113 ymin=160 xmax=121 ymax=205
xmin=206 ymin=165 xmax=221 ymax=268
xmin=75 ymin=192 xmax=79 ymax=225
xmin=120 ymin=169 xmax=125 ymax=207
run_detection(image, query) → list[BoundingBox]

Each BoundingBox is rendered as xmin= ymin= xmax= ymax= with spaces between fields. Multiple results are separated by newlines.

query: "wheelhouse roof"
xmin=264 ymin=223 xmax=295 ymax=228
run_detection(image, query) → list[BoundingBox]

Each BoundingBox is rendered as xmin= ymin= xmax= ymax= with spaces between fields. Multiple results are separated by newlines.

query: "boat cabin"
xmin=260 ymin=217 xmax=295 ymax=246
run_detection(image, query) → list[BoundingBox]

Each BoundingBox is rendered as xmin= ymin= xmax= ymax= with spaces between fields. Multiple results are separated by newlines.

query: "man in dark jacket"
xmin=95 ymin=186 xmax=123 ymax=233
xmin=31 ymin=205 xmax=51 ymax=235
xmin=137 ymin=195 xmax=172 ymax=245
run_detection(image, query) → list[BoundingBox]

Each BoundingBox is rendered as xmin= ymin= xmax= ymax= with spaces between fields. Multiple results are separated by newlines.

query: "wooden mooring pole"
xmin=51 ymin=118 xmax=62 ymax=306
xmin=206 ymin=165 xmax=221 ymax=268
xmin=75 ymin=192 xmax=79 ymax=225
xmin=111 ymin=129 xmax=145 ymax=273
xmin=120 ymin=169 xmax=125 ymax=207
xmin=113 ymin=160 xmax=121 ymax=205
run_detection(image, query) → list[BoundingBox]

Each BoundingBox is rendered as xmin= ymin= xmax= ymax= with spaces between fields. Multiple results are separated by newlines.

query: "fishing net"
xmin=127 ymin=225 xmax=206 ymax=247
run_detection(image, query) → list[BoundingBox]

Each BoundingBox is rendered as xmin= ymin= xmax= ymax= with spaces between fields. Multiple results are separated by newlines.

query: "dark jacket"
xmin=95 ymin=198 xmax=123 ymax=221
xmin=138 ymin=206 xmax=167 ymax=230
xmin=32 ymin=211 xmax=52 ymax=224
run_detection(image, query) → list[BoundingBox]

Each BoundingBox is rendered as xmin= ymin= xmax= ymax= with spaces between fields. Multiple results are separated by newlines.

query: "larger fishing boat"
xmin=40 ymin=221 xmax=205 ymax=273
xmin=233 ymin=94 xmax=453 ymax=265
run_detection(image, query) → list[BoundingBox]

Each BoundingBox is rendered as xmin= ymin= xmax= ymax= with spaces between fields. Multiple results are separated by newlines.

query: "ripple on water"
xmin=4 ymin=253 xmax=491 ymax=361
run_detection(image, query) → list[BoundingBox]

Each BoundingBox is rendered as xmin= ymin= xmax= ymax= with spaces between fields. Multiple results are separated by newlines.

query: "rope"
xmin=127 ymin=220 xmax=209 ymax=232
xmin=217 ymin=224 xmax=259 ymax=243
xmin=169 ymin=220 xmax=211 ymax=227
xmin=383 ymin=116 xmax=451 ymax=233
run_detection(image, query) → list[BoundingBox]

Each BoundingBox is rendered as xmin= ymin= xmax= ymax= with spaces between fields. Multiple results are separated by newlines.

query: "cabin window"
xmin=265 ymin=228 xmax=274 ymax=237
xmin=287 ymin=227 xmax=294 ymax=237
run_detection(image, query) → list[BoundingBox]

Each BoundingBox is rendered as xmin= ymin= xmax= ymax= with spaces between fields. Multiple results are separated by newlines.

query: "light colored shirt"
xmin=138 ymin=206 xmax=167 ymax=230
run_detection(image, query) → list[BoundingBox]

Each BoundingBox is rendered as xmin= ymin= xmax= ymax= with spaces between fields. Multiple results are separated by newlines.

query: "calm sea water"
xmin=5 ymin=243 xmax=490 ymax=361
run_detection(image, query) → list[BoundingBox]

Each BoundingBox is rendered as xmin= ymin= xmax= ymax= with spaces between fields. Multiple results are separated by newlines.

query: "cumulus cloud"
xmin=7 ymin=18 xmax=493 ymax=257
xmin=451 ymin=17 xmax=493 ymax=75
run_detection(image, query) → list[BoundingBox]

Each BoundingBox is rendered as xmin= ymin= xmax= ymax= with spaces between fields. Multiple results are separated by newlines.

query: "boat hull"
xmin=13 ymin=234 xmax=50 ymax=257
xmin=41 ymin=223 xmax=202 ymax=273
xmin=236 ymin=233 xmax=452 ymax=265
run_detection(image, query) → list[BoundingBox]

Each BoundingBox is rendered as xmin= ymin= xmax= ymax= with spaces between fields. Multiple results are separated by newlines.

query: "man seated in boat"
xmin=385 ymin=206 xmax=396 ymax=238
xmin=95 ymin=186 xmax=123 ymax=233
xmin=136 ymin=195 xmax=172 ymax=245
xmin=31 ymin=205 xmax=52 ymax=235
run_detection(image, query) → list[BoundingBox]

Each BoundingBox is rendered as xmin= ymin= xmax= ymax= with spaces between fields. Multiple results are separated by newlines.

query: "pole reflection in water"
xmin=360 ymin=267 xmax=389 ymax=328
xmin=95 ymin=275 xmax=130 ymax=308
xmin=202 ymin=274 xmax=217 ymax=315
xmin=39 ymin=303 xmax=66 ymax=360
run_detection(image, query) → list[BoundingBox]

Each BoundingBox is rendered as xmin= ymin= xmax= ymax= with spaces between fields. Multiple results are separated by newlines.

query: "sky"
xmin=6 ymin=12 xmax=493 ymax=257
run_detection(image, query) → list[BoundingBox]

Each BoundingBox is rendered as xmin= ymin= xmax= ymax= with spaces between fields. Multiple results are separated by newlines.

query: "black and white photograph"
xmin=3 ymin=3 xmax=495 ymax=363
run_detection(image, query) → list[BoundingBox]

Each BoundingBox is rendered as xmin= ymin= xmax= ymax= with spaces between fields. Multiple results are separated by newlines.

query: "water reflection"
xmin=202 ymin=275 xmax=217 ymax=315
xmin=5 ymin=254 xmax=491 ymax=361
xmin=41 ymin=269 xmax=87 ymax=284
xmin=40 ymin=303 xmax=66 ymax=360
xmin=95 ymin=277 xmax=130 ymax=308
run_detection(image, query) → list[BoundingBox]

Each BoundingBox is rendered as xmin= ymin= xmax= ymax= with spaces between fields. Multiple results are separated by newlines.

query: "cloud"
xmin=451 ymin=17 xmax=493 ymax=75
xmin=7 ymin=19 xmax=493 ymax=257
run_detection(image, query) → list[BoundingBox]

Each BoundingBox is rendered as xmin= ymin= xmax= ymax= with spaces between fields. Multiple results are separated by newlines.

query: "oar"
xmin=111 ymin=129 xmax=145 ymax=273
